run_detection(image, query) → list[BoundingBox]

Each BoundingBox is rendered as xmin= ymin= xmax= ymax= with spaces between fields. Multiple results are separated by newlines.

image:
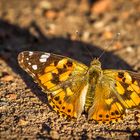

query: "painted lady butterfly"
xmin=18 ymin=51 xmax=140 ymax=124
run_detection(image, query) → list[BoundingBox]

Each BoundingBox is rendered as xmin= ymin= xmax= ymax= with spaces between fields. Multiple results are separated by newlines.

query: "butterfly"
xmin=18 ymin=51 xmax=140 ymax=124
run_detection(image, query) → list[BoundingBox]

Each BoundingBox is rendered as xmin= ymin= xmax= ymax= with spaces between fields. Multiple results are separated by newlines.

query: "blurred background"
xmin=0 ymin=0 xmax=140 ymax=139
xmin=0 ymin=0 xmax=140 ymax=69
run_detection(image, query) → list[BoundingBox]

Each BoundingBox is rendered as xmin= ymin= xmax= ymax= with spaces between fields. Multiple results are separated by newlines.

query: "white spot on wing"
xmin=39 ymin=53 xmax=50 ymax=62
xmin=26 ymin=58 xmax=29 ymax=60
xmin=32 ymin=65 xmax=37 ymax=70
xmin=29 ymin=51 xmax=33 ymax=56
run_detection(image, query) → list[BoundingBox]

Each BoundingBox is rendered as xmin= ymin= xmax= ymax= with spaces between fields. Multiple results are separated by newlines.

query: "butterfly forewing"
xmin=18 ymin=51 xmax=88 ymax=118
xmin=104 ymin=70 xmax=140 ymax=108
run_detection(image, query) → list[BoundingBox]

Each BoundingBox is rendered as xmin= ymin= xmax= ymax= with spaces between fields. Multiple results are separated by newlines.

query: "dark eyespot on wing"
xmin=66 ymin=61 xmax=73 ymax=67
xmin=118 ymin=72 xmax=124 ymax=78
xmin=54 ymin=61 xmax=58 ymax=66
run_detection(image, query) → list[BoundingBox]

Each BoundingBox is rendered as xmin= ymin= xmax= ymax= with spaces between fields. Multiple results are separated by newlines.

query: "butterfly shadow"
xmin=0 ymin=19 xmax=134 ymax=116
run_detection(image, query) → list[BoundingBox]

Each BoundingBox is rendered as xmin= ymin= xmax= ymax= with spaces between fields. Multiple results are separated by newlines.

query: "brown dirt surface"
xmin=0 ymin=0 xmax=140 ymax=139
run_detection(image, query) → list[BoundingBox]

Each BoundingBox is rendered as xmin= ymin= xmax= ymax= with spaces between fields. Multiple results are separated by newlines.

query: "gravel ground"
xmin=0 ymin=0 xmax=140 ymax=139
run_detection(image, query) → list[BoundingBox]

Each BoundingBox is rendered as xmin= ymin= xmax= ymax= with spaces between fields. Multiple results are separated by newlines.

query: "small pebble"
xmin=50 ymin=130 xmax=60 ymax=139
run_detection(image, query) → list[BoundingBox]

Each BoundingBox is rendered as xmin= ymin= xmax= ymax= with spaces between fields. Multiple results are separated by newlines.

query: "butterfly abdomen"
xmin=85 ymin=86 xmax=94 ymax=111
xmin=85 ymin=96 xmax=94 ymax=112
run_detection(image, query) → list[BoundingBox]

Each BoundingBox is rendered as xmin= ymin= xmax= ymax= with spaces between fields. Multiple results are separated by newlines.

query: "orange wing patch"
xmin=88 ymin=83 xmax=125 ymax=124
xmin=47 ymin=84 xmax=87 ymax=119
xmin=89 ymin=102 xmax=124 ymax=124
xmin=37 ymin=59 xmax=76 ymax=90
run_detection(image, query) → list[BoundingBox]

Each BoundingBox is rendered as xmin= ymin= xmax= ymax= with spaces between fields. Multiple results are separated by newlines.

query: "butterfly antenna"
xmin=75 ymin=30 xmax=94 ymax=60
xmin=98 ymin=32 xmax=121 ymax=60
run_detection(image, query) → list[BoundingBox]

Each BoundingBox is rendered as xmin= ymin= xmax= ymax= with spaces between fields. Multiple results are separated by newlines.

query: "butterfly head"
xmin=88 ymin=59 xmax=102 ymax=80
xmin=90 ymin=59 xmax=101 ymax=68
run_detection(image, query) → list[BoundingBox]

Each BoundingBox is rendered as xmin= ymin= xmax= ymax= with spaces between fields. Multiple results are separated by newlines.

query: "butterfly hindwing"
xmin=18 ymin=51 xmax=88 ymax=118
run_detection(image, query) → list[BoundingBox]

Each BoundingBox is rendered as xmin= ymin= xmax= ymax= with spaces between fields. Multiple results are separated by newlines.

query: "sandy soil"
xmin=0 ymin=0 xmax=140 ymax=139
